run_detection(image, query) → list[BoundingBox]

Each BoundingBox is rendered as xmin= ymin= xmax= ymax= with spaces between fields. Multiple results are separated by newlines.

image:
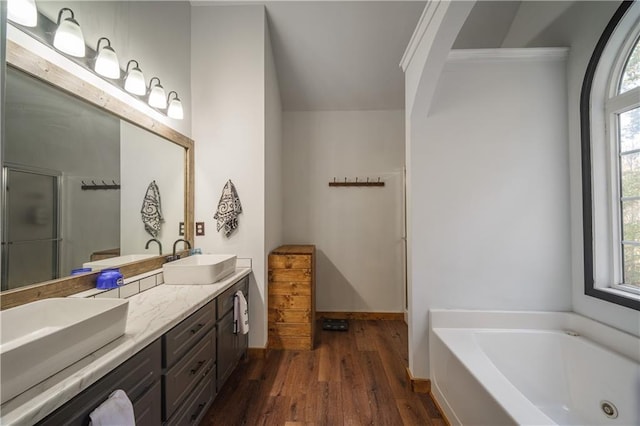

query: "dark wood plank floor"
xmin=201 ymin=320 xmax=445 ymax=425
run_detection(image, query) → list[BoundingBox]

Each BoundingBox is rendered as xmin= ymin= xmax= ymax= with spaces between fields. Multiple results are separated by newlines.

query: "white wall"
xmin=409 ymin=50 xmax=572 ymax=378
xmin=283 ymin=110 xmax=405 ymax=313
xmin=265 ymin=20 xmax=284 ymax=259
xmin=120 ymin=121 xmax=185 ymax=256
xmin=191 ymin=5 xmax=269 ymax=348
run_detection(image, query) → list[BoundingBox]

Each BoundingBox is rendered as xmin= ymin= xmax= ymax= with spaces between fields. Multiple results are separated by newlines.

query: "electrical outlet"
xmin=196 ymin=222 xmax=205 ymax=236
xmin=179 ymin=222 xmax=185 ymax=236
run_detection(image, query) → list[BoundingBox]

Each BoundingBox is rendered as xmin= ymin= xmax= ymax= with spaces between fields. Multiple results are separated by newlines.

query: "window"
xmin=582 ymin=0 xmax=640 ymax=310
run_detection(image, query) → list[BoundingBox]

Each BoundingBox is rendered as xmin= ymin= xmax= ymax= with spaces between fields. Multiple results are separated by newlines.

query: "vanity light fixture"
xmin=94 ymin=37 xmax=120 ymax=79
xmin=7 ymin=0 xmax=38 ymax=27
xmin=167 ymin=91 xmax=184 ymax=120
xmin=147 ymin=77 xmax=167 ymax=109
xmin=53 ymin=8 xmax=85 ymax=57
xmin=124 ymin=60 xmax=146 ymax=96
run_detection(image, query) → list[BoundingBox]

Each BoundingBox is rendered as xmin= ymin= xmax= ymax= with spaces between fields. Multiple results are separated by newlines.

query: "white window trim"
xmin=585 ymin=1 xmax=640 ymax=310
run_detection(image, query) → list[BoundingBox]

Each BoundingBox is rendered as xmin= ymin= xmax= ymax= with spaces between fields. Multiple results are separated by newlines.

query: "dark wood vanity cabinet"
xmin=38 ymin=274 xmax=249 ymax=425
xmin=38 ymin=339 xmax=163 ymax=426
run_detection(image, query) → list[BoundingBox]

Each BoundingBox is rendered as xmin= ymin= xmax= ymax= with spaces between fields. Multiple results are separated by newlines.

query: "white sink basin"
xmin=0 ymin=298 xmax=129 ymax=403
xmin=83 ymin=254 xmax=157 ymax=271
xmin=163 ymin=254 xmax=237 ymax=285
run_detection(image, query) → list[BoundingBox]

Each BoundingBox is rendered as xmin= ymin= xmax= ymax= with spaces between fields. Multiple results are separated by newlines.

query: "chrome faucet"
xmin=145 ymin=238 xmax=162 ymax=255
xmin=172 ymin=239 xmax=192 ymax=258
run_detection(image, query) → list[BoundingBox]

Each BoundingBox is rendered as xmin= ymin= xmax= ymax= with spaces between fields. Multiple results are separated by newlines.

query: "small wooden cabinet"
xmin=268 ymin=245 xmax=316 ymax=350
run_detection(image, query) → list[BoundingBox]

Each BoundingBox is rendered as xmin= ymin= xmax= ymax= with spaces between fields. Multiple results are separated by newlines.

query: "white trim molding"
xmin=447 ymin=47 xmax=569 ymax=62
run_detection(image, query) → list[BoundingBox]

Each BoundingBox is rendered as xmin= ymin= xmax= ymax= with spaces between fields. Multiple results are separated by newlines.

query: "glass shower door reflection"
xmin=2 ymin=168 xmax=60 ymax=290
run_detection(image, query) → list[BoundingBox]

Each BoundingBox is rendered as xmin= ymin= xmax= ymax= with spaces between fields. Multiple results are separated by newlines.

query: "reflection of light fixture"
xmin=167 ymin=91 xmax=184 ymax=120
xmin=124 ymin=60 xmax=146 ymax=95
xmin=7 ymin=0 xmax=38 ymax=27
xmin=147 ymin=77 xmax=167 ymax=109
xmin=53 ymin=8 xmax=85 ymax=57
xmin=94 ymin=37 xmax=120 ymax=79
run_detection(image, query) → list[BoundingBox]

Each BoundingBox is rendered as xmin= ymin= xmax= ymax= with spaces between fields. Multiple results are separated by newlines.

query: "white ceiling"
xmin=193 ymin=1 xmax=573 ymax=112
xmin=263 ymin=1 xmax=426 ymax=111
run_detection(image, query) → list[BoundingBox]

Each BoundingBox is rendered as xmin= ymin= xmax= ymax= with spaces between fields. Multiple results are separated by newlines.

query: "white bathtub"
xmin=429 ymin=310 xmax=640 ymax=426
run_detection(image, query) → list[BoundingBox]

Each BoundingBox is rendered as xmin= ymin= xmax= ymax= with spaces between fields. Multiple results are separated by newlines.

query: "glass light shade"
xmin=95 ymin=45 xmax=120 ymax=79
xmin=148 ymin=82 xmax=167 ymax=109
xmin=125 ymin=68 xmax=146 ymax=96
xmin=167 ymin=98 xmax=184 ymax=120
xmin=53 ymin=16 xmax=85 ymax=57
xmin=8 ymin=0 xmax=38 ymax=27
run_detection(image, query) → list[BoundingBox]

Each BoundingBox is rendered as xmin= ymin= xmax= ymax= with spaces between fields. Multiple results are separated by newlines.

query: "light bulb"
xmin=53 ymin=8 xmax=85 ymax=58
xmin=167 ymin=91 xmax=184 ymax=120
xmin=94 ymin=38 xmax=120 ymax=79
xmin=124 ymin=60 xmax=146 ymax=96
xmin=148 ymin=77 xmax=167 ymax=109
xmin=8 ymin=0 xmax=38 ymax=27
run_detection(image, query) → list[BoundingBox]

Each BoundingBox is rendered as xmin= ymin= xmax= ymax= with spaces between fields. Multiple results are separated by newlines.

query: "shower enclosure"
xmin=1 ymin=165 xmax=60 ymax=290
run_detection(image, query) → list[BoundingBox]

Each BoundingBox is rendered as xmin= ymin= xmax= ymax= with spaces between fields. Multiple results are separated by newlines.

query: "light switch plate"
xmin=179 ymin=222 xmax=185 ymax=236
xmin=196 ymin=222 xmax=205 ymax=236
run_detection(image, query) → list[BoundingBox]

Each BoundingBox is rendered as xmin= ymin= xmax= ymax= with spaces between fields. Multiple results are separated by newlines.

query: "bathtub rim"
xmin=429 ymin=309 xmax=640 ymax=363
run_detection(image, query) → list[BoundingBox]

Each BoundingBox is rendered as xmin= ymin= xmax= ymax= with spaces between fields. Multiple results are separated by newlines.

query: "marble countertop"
xmin=0 ymin=267 xmax=252 ymax=425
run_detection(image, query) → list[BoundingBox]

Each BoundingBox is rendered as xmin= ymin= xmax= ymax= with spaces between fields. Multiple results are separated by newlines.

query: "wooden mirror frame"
xmin=1 ymin=40 xmax=194 ymax=309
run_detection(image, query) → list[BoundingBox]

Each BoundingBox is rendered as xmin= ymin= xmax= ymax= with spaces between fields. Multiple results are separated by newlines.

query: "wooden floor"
xmin=201 ymin=320 xmax=445 ymax=425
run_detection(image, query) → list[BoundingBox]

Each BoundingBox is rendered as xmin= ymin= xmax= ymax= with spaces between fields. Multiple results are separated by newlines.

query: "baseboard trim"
xmin=428 ymin=389 xmax=451 ymax=426
xmin=404 ymin=367 xmax=431 ymax=393
xmin=247 ymin=347 xmax=268 ymax=359
xmin=317 ymin=311 xmax=405 ymax=321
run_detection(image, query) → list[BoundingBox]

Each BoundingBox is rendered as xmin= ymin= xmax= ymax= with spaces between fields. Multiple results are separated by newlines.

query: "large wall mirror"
xmin=1 ymin=40 xmax=194 ymax=307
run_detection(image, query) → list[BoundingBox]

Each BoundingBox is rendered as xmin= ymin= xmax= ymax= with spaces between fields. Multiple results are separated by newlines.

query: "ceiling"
xmin=192 ymin=1 xmax=574 ymax=112
xmin=263 ymin=1 xmax=426 ymax=111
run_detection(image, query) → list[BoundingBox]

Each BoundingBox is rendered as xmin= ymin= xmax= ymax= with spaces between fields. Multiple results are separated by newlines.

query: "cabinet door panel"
xmin=216 ymin=310 xmax=236 ymax=391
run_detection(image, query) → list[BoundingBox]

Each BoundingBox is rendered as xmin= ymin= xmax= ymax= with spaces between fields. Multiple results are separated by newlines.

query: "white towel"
xmin=141 ymin=180 xmax=163 ymax=237
xmin=214 ymin=180 xmax=242 ymax=237
xmin=233 ymin=290 xmax=249 ymax=335
xmin=89 ymin=389 xmax=135 ymax=426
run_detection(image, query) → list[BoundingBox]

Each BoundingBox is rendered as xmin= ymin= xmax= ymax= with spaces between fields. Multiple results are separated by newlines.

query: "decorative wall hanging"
xmin=214 ymin=179 xmax=243 ymax=237
xmin=141 ymin=180 xmax=163 ymax=237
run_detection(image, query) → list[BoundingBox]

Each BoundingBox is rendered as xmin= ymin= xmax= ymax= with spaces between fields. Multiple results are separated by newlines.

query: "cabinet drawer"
xmin=217 ymin=276 xmax=249 ymax=319
xmin=132 ymin=380 xmax=162 ymax=426
xmin=269 ymin=294 xmax=311 ymax=310
xmin=38 ymin=339 xmax=161 ymax=426
xmin=268 ymin=268 xmax=312 ymax=282
xmin=268 ymin=280 xmax=311 ymax=296
xmin=268 ymin=308 xmax=312 ymax=323
xmin=163 ymin=300 xmax=215 ymax=368
xmin=165 ymin=364 xmax=215 ymax=426
xmin=163 ymin=330 xmax=215 ymax=420
xmin=269 ymin=322 xmax=312 ymax=337
xmin=268 ymin=254 xmax=311 ymax=269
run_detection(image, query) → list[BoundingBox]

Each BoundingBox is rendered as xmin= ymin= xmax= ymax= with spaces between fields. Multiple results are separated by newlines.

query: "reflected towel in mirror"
xmin=89 ymin=389 xmax=135 ymax=426
xmin=141 ymin=180 xmax=163 ymax=237
xmin=214 ymin=179 xmax=242 ymax=237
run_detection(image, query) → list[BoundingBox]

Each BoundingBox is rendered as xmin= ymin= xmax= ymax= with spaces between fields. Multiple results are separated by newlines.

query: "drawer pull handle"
xmin=190 ymin=402 xmax=207 ymax=423
xmin=190 ymin=360 xmax=206 ymax=375
xmin=190 ymin=323 xmax=205 ymax=334
xmin=203 ymin=366 xmax=212 ymax=377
